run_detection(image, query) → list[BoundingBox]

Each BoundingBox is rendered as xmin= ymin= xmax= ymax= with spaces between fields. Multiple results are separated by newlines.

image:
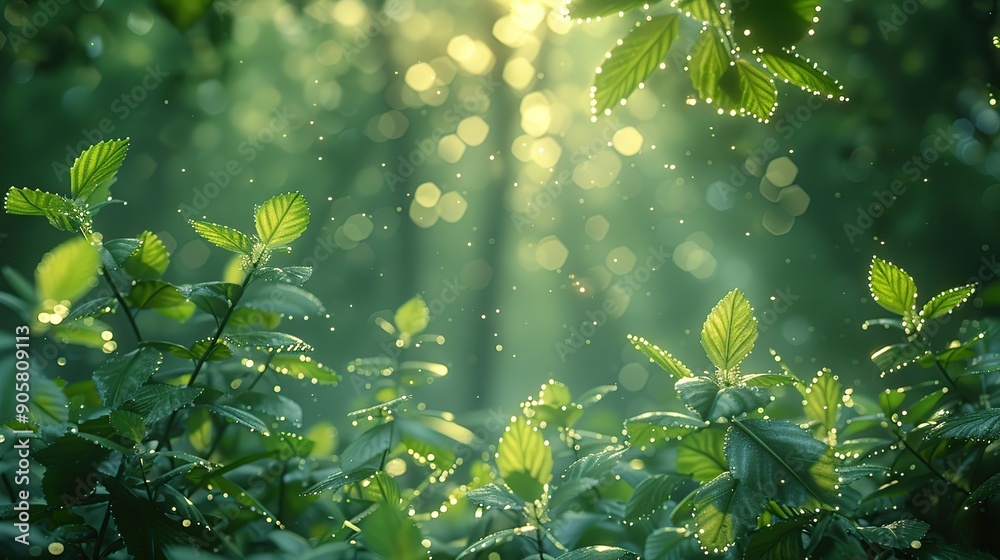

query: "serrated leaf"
xmin=926 ymin=409 xmax=1000 ymax=442
xmin=869 ymin=257 xmax=918 ymax=316
xmin=676 ymin=0 xmax=731 ymax=30
xmin=688 ymin=27 xmax=732 ymax=103
xmin=190 ymin=220 xmax=254 ymax=254
xmin=593 ymin=15 xmax=679 ymax=114
xmin=625 ymin=473 xmax=689 ymax=520
xmin=966 ymin=472 xmax=1000 ymax=506
xmin=93 ymin=347 xmax=163 ymax=409
xmin=759 ymin=51 xmax=839 ymax=96
xmin=717 ymin=59 xmax=777 ymax=120
xmin=71 ymin=139 xmax=129 ymax=202
xmin=677 ymin=428 xmax=727 ymax=482
xmin=110 ymin=410 xmax=147 ymax=442
xmin=122 ymin=384 xmax=203 ymax=424
xmin=626 ymin=410 xmax=709 ymax=448
xmin=224 ymin=331 xmax=312 ymax=353
xmin=123 ymin=231 xmax=170 ymax=280
xmin=204 ymin=404 xmax=271 ymax=436
xmin=692 ymin=472 xmax=764 ymax=554
xmin=701 ymin=289 xmax=757 ymax=373
xmin=126 ymin=280 xmax=193 ymax=316
xmin=4 ymin=188 xmax=78 ymax=231
xmin=745 ymin=516 xmax=810 ymax=560
xmin=255 ymin=191 xmax=310 ymax=247
xmin=189 ymin=339 xmax=233 ymax=362
xmin=855 ymin=519 xmax=929 ymax=549
xmin=181 ymin=281 xmax=242 ymax=319
xmin=101 ymin=238 xmax=142 ymax=269
xmin=496 ymin=416 xmax=553 ymax=501
xmin=726 ymin=419 xmax=840 ymax=507
xmin=208 ymin=475 xmax=282 ymax=527
xmin=106 ymin=477 xmax=197 ymax=560
xmin=394 ymin=294 xmax=430 ymax=339
xmin=644 ymin=527 xmax=697 ymax=560
xmin=628 ymin=334 xmax=693 ymax=378
xmin=455 ymin=526 xmax=537 ymax=560
xmin=567 ymin=0 xmax=654 ymax=18
xmin=301 ymin=468 xmax=378 ymax=496
xmin=36 ymin=237 xmax=100 ymax=304
xmin=252 ymin=266 xmax=313 ymax=285
xmin=676 ymin=377 xmax=770 ymax=421
xmin=740 ymin=372 xmax=799 ymax=387
xmin=268 ymin=354 xmax=340 ymax=384
xmin=467 ymin=482 xmax=524 ymax=511
xmin=551 ymin=447 xmax=626 ymax=507
xmin=922 ymin=284 xmax=976 ymax=320
xmin=66 ymin=296 xmax=118 ymax=321
xmin=557 ymin=547 xmax=639 ymax=560
xmin=803 ymin=370 xmax=842 ymax=442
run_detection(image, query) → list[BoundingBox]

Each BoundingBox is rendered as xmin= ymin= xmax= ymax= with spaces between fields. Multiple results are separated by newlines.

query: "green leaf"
xmin=467 ymin=482 xmax=524 ymax=511
xmin=726 ymin=419 xmax=840 ymax=507
xmin=255 ymin=191 xmax=310 ymax=247
xmin=341 ymin=422 xmax=394 ymax=470
xmin=110 ymin=410 xmax=147 ymax=442
xmin=268 ymin=354 xmax=340 ymax=384
xmin=689 ymin=28 xmax=732 ymax=104
xmin=926 ymin=409 xmax=1000 ymax=442
xmin=126 ymin=280 xmax=195 ymax=322
xmin=732 ymin=0 xmax=816 ymax=51
xmin=645 ymin=527 xmax=698 ymax=560
xmin=676 ymin=0 xmax=731 ymax=30
xmin=229 ymin=391 xmax=302 ymax=426
xmin=628 ymin=334 xmax=693 ymax=378
xmin=758 ymin=51 xmax=840 ymax=97
xmin=361 ymin=506 xmax=426 ymax=560
xmin=4 ymin=188 xmax=78 ymax=231
xmin=871 ymin=342 xmax=926 ymax=374
xmin=551 ymin=446 xmax=627 ymax=507
xmin=190 ymin=220 xmax=254 ymax=254
xmin=625 ymin=473 xmax=689 ymax=520
xmin=224 ymin=331 xmax=313 ymax=353
xmin=802 ymin=370 xmax=842 ymax=442
xmin=27 ymin=371 xmax=70 ymax=425
xmin=701 ymin=289 xmax=757 ymax=373
xmin=745 ymin=516 xmax=810 ymax=560
xmin=740 ymin=372 xmax=799 ymax=387
xmin=677 ymin=428 xmax=727 ymax=482
xmin=301 ymin=467 xmax=378 ymax=496
xmin=122 ymin=384 xmax=203 ymax=424
xmin=93 ymin=347 xmax=163 ymax=409
xmin=204 ymin=404 xmax=271 ymax=436
xmin=837 ymin=464 xmax=889 ymax=484
xmin=106 ymin=477 xmax=197 ymax=560
xmin=869 ymin=257 xmax=918 ymax=316
xmin=252 ymin=265 xmax=313 ymax=285
xmin=593 ymin=15 xmax=680 ymax=114
xmin=496 ymin=416 xmax=553 ymax=501
xmin=229 ymin=306 xmax=282 ymax=329
xmin=207 ymin=474 xmax=282 ymax=528
xmin=692 ymin=472 xmax=765 ymax=554
xmin=855 ymin=519 xmax=929 ymax=549
xmin=100 ymin=238 xmax=142 ymax=269
xmin=556 ymin=547 xmax=639 ymax=560
xmin=343 ymin=470 xmax=401 ymax=506
xmin=676 ymin=377 xmax=770 ymax=421
xmin=394 ymin=294 xmax=430 ymax=338
xmin=65 ymin=296 xmax=118 ymax=321
xmin=189 ymin=339 xmax=233 ymax=362
xmin=35 ymin=237 xmax=100 ymax=304
xmin=907 ymin=388 xmax=947 ymax=426
xmin=966 ymin=472 xmax=1000 ymax=506
xmin=626 ymin=410 xmax=709 ymax=448
xmin=921 ymin=284 xmax=976 ymax=320
xmin=181 ymin=281 xmax=242 ymax=318
xmin=717 ymin=59 xmax=777 ymax=120
xmin=34 ymin=434 xmax=109 ymax=503
xmin=70 ymin=138 xmax=129 ymax=202
xmin=123 ymin=231 xmax=170 ymax=280
xmin=578 ymin=384 xmax=618 ymax=406
xmin=455 ymin=526 xmax=537 ymax=560
xmin=567 ymin=0 xmax=655 ymax=19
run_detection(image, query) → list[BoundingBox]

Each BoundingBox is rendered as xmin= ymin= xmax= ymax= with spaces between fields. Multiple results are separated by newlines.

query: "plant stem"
xmin=102 ymin=268 xmax=142 ymax=343
xmin=932 ymin=357 xmax=960 ymax=392
xmin=898 ymin=436 xmax=970 ymax=495
xmin=93 ymin=459 xmax=127 ymax=560
xmin=534 ymin=526 xmax=545 ymax=557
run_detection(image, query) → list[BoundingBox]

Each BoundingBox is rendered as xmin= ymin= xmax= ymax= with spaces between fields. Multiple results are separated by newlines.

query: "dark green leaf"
xmin=100 ymin=238 xmax=142 ymax=269
xmin=926 ymin=409 xmax=1000 ymax=442
xmin=625 ymin=473 xmax=688 ymax=520
xmin=204 ymin=404 xmax=271 ymax=436
xmin=966 ymin=472 xmax=1000 ymax=506
xmin=733 ymin=0 xmax=816 ymax=51
xmin=341 ymin=422 xmax=394 ymax=470
xmin=93 ymin=347 xmax=163 ymax=409
xmin=106 ymin=477 xmax=197 ymax=560
xmin=252 ymin=265 xmax=313 ymax=285
xmin=467 ymin=482 xmax=524 ymax=511
xmin=644 ymin=527 xmax=698 ymax=560
xmin=207 ymin=474 xmax=283 ymax=528
xmin=33 ymin=434 xmax=109 ymax=503
xmin=302 ymin=468 xmax=378 ymax=496
xmin=361 ymin=506 xmax=426 ymax=560
xmin=455 ymin=526 xmax=537 ymax=560
xmin=188 ymin=339 xmax=233 ymax=362
xmin=126 ymin=280 xmax=196 ymax=321
xmin=855 ymin=519 xmax=929 ymax=549
xmin=692 ymin=472 xmax=765 ymax=554
xmin=229 ymin=306 xmax=283 ymax=329
xmin=626 ymin=410 xmax=709 ymax=449
xmin=676 ymin=376 xmax=770 ymax=421
xmin=70 ymin=138 xmax=129 ymax=202
xmin=66 ymin=296 xmax=118 ymax=321
xmin=181 ymin=281 xmax=242 ymax=318
xmin=110 ymin=410 xmax=147 ymax=442
xmin=593 ymin=15 xmax=680 ymax=114
xmin=556 ymin=547 xmax=639 ymax=560
xmin=121 ymin=384 xmax=202 ymax=424
xmin=871 ymin=342 xmax=926 ymax=374
xmin=745 ymin=516 xmax=810 ymax=560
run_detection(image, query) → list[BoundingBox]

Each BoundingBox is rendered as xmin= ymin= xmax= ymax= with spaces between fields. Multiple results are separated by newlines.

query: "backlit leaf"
xmin=628 ymin=334 xmax=693 ymax=378
xmin=190 ymin=220 xmax=254 ymax=254
xmin=93 ymin=347 xmax=163 ymax=409
xmin=496 ymin=416 xmax=553 ymax=501
xmin=869 ymin=257 xmax=918 ymax=316
xmin=701 ymin=289 xmax=757 ymax=373
xmin=123 ymin=231 xmax=170 ymax=280
xmin=255 ymin=191 xmax=310 ymax=247
xmin=70 ymin=138 xmax=129 ymax=202
xmin=593 ymin=15 xmax=680 ymax=114
xmin=759 ymin=51 xmax=839 ymax=97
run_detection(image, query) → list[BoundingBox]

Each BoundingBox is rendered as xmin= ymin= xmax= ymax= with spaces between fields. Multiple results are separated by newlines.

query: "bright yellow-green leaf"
xmin=123 ymin=231 xmax=170 ymax=280
xmin=496 ymin=416 xmax=553 ymax=501
xmin=394 ymin=294 xmax=430 ymax=339
xmin=701 ymin=289 xmax=757 ymax=374
xmin=255 ymin=191 xmax=310 ymax=247
xmin=70 ymin=138 xmax=129 ymax=203
xmin=35 ymin=237 xmax=99 ymax=305
xmin=593 ymin=15 xmax=679 ymax=114
xmin=869 ymin=257 xmax=917 ymax=316
xmin=189 ymin=220 xmax=254 ymax=254
xmin=717 ymin=60 xmax=777 ymax=120
xmin=758 ymin=51 xmax=840 ymax=97
xmin=688 ymin=28 xmax=731 ymax=102
xmin=628 ymin=334 xmax=693 ymax=378
xmin=4 ymin=188 xmax=78 ymax=231
xmin=921 ymin=284 xmax=976 ymax=321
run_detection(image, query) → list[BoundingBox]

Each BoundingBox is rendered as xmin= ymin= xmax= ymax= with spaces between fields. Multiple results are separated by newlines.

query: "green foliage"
xmin=575 ymin=0 xmax=844 ymax=120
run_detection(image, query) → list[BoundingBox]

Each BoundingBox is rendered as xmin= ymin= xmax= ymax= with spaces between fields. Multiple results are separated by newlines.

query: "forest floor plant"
xmin=2 ymin=141 xmax=999 ymax=559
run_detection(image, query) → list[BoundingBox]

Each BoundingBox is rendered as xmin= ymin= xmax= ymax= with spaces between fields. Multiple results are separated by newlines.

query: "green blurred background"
xmin=2 ymin=0 xmax=999 ymax=425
